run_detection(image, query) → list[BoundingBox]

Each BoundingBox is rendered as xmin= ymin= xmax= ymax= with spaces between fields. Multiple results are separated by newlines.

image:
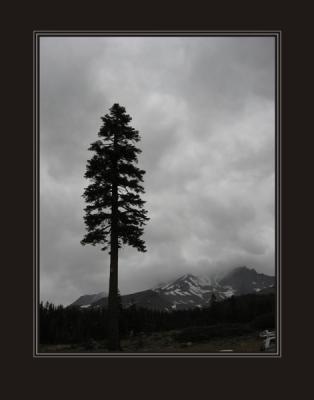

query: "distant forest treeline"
xmin=39 ymin=293 xmax=275 ymax=345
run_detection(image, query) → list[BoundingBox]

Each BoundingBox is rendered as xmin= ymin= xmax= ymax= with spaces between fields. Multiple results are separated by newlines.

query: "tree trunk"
xmin=108 ymin=225 xmax=119 ymax=350
xmin=107 ymin=134 xmax=120 ymax=351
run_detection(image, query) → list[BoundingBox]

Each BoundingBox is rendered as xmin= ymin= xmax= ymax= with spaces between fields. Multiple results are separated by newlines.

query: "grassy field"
xmin=38 ymin=330 xmax=267 ymax=354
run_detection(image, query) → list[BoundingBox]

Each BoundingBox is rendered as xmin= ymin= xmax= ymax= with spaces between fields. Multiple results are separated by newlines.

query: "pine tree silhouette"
xmin=81 ymin=103 xmax=149 ymax=350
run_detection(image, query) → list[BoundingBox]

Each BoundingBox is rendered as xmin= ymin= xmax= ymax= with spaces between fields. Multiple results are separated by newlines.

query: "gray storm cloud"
xmin=40 ymin=36 xmax=275 ymax=305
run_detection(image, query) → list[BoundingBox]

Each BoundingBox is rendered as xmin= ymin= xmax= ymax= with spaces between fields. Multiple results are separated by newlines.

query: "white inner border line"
xmin=34 ymin=30 xmax=282 ymax=358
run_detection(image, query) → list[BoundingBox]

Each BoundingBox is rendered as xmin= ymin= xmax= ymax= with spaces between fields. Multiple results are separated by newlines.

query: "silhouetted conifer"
xmin=81 ymin=104 xmax=149 ymax=350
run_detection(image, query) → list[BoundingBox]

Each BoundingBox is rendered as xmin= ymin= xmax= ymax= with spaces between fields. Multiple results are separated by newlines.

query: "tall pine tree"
xmin=81 ymin=103 xmax=149 ymax=350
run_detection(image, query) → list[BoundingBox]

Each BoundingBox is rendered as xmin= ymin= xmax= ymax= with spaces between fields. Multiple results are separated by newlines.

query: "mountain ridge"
xmin=69 ymin=266 xmax=275 ymax=311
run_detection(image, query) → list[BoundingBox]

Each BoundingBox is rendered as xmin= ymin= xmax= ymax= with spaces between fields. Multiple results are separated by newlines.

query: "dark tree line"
xmin=39 ymin=293 xmax=275 ymax=346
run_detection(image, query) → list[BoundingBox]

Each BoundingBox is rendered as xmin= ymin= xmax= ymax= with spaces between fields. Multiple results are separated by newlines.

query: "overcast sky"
xmin=40 ymin=36 xmax=275 ymax=306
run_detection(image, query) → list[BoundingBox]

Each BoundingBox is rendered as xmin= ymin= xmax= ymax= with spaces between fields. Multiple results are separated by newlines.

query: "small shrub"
xmin=82 ymin=338 xmax=98 ymax=350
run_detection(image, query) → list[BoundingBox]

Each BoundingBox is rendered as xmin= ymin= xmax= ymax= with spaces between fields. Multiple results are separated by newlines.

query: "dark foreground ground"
xmin=38 ymin=330 xmax=272 ymax=354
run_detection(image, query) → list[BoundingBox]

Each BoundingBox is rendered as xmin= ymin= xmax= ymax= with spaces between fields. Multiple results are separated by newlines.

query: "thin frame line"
xmin=34 ymin=31 xmax=282 ymax=358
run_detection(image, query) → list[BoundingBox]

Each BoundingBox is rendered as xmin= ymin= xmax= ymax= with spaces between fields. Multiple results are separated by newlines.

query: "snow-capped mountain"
xmin=152 ymin=273 xmax=234 ymax=310
xmin=69 ymin=267 xmax=275 ymax=311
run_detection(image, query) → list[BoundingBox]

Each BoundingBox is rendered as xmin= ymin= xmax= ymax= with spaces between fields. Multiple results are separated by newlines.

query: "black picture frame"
xmin=3 ymin=1 xmax=311 ymax=397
